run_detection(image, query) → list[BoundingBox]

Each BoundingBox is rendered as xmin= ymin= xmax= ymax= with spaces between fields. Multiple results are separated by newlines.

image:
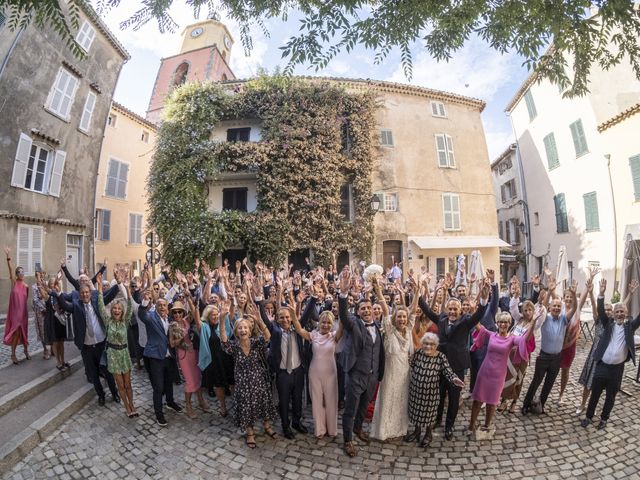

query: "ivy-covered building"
xmin=149 ymin=75 xmax=507 ymax=275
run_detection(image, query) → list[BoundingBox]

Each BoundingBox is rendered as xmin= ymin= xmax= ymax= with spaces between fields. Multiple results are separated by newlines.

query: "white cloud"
xmin=229 ymin=36 xmax=269 ymax=79
xmin=387 ymin=37 xmax=520 ymax=102
xmin=483 ymin=126 xmax=515 ymax=161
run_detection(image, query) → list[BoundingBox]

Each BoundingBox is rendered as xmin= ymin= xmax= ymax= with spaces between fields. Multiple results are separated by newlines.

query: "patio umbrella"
xmin=468 ymin=250 xmax=485 ymax=296
xmin=556 ymin=245 xmax=569 ymax=288
xmin=621 ymin=234 xmax=640 ymax=318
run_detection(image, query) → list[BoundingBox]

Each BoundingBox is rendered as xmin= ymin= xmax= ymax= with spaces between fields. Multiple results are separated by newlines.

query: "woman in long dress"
xmin=405 ymin=332 xmax=463 ymax=447
xmin=370 ymin=277 xmax=419 ymax=441
xmin=3 ymin=247 xmax=29 ymax=364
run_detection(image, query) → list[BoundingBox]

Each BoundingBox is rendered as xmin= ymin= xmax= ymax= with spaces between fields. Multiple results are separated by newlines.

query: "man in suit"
xmin=338 ymin=268 xmax=385 ymax=457
xmin=264 ymin=294 xmax=316 ymax=439
xmin=138 ymin=291 xmax=183 ymax=426
xmin=581 ymin=279 xmax=640 ymax=430
xmin=419 ymin=277 xmax=490 ymax=440
xmin=54 ymin=274 xmax=121 ymax=405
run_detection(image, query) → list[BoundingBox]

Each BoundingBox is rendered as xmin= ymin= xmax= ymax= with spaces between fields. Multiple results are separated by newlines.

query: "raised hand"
xmin=588 ymin=266 xmax=601 ymax=279
xmin=4 ymin=246 xmax=10 ymax=258
xmin=96 ymin=272 xmax=103 ymax=292
xmin=570 ymin=279 xmax=578 ymax=293
xmin=599 ymin=278 xmax=607 ymax=296
xmin=486 ymin=269 xmax=495 ymax=283
xmin=629 ymin=279 xmax=639 ymax=294
xmin=59 ymin=256 xmax=67 ymax=267
xmin=531 ymin=274 xmax=540 ymax=286
xmin=339 ymin=266 xmax=350 ymax=294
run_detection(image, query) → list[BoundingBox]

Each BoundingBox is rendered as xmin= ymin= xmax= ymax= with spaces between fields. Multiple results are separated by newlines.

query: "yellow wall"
xmin=179 ymin=20 xmax=233 ymax=60
xmin=94 ymin=105 xmax=156 ymax=275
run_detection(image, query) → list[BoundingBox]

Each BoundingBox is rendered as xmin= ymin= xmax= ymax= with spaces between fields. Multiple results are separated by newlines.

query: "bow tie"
xmin=364 ymin=323 xmax=376 ymax=328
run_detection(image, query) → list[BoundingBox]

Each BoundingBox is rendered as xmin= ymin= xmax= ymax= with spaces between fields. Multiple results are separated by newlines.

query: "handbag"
xmin=99 ymin=346 xmax=108 ymax=368
xmin=56 ymin=311 xmax=74 ymax=342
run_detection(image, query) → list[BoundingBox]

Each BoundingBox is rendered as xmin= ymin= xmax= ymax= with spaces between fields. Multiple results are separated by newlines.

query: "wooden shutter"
xmin=543 ymin=133 xmax=559 ymax=169
xmin=510 ymin=179 xmax=517 ymax=198
xmin=17 ymin=225 xmax=30 ymax=273
xmin=438 ymin=103 xmax=446 ymax=117
xmin=48 ymin=150 xmax=66 ymax=197
xmin=101 ymin=210 xmax=111 ymax=240
xmin=498 ymin=221 xmax=503 ymax=240
xmin=446 ymin=135 xmax=455 ymax=167
xmin=431 ymin=102 xmax=439 ymax=116
xmin=583 ymin=192 xmax=600 ymax=231
xmin=451 ymin=194 xmax=460 ymax=229
xmin=570 ymin=120 xmax=588 ymax=156
xmin=524 ymin=90 xmax=537 ymax=120
xmin=505 ymin=218 xmax=511 ymax=243
xmin=11 ymin=133 xmax=32 ymax=187
xmin=442 ymin=194 xmax=452 ymax=229
xmin=31 ymin=227 xmax=42 ymax=272
xmin=116 ymin=162 xmax=129 ymax=198
xmin=554 ymin=193 xmax=568 ymax=233
xmin=629 ymin=154 xmax=640 ymax=201
xmin=106 ymin=159 xmax=118 ymax=196
xmin=79 ymin=92 xmax=96 ymax=132
xmin=435 ymin=135 xmax=447 ymax=167
xmin=501 ymin=184 xmax=506 ymax=203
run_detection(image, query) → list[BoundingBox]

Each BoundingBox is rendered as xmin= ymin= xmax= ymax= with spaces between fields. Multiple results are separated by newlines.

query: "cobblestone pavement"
xmin=0 ymin=319 xmax=44 ymax=366
xmin=5 ymin=337 xmax=640 ymax=480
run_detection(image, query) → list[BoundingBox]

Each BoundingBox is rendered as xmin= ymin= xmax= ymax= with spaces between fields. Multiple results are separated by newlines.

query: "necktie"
xmin=286 ymin=331 xmax=294 ymax=374
xmin=84 ymin=303 xmax=95 ymax=341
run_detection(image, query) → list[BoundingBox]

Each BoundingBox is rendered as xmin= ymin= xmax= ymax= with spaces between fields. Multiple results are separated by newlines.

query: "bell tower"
xmin=146 ymin=18 xmax=235 ymax=123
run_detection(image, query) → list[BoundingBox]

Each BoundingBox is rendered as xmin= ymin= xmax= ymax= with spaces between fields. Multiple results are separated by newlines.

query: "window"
xmin=107 ymin=114 xmax=117 ymax=127
xmin=383 ymin=193 xmax=398 ymax=212
xmin=222 ymin=188 xmax=247 ymax=211
xmin=501 ymin=179 xmax=517 ymax=203
xmin=630 ymin=154 xmax=640 ymax=201
xmin=436 ymin=258 xmax=446 ymax=278
xmin=10 ymin=133 xmax=65 ymax=196
xmin=173 ymin=62 xmax=189 ymax=87
xmin=379 ymin=129 xmax=394 ymax=147
xmin=129 ymin=213 xmax=143 ymax=244
xmin=226 ymin=128 xmax=251 ymax=142
xmin=524 ymin=90 xmax=537 ymax=121
xmin=508 ymin=219 xmax=521 ymax=245
xmin=505 ymin=219 xmax=511 ymax=244
xmin=75 ymin=21 xmax=96 ymax=52
xmin=141 ymin=130 xmax=149 ymax=143
xmin=534 ymin=212 xmax=539 ymax=226
xmin=553 ymin=193 xmax=569 ymax=233
xmin=442 ymin=193 xmax=461 ymax=230
xmin=569 ymin=119 xmax=588 ymax=157
xmin=95 ymin=209 xmax=111 ymax=241
xmin=435 ymin=134 xmax=455 ymax=168
xmin=583 ymin=192 xmax=600 ymax=232
xmin=46 ymin=67 xmax=79 ymax=120
xmin=431 ymin=101 xmax=447 ymax=118
xmin=340 ymin=184 xmax=354 ymax=220
xmin=16 ymin=224 xmax=43 ymax=275
xmin=105 ymin=158 xmax=129 ymax=199
xmin=543 ymin=132 xmax=560 ymax=170
xmin=79 ymin=92 xmax=96 ymax=132
xmin=498 ymin=221 xmax=503 ymax=240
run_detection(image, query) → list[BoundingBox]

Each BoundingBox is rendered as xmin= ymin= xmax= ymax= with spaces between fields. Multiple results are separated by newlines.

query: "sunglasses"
xmin=172 ymin=311 xmax=185 ymax=316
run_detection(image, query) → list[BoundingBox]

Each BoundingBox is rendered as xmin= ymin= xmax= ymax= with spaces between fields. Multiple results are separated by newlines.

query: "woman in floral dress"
xmin=97 ymin=274 xmax=136 ymax=417
xmin=220 ymin=299 xmax=277 ymax=449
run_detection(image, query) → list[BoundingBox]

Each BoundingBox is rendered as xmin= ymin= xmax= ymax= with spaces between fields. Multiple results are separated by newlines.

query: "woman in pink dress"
xmin=169 ymin=293 xmax=210 ymax=419
xmin=292 ymin=308 xmax=343 ymax=438
xmin=3 ymin=247 xmax=30 ymax=364
xmin=468 ymin=312 xmax=534 ymax=437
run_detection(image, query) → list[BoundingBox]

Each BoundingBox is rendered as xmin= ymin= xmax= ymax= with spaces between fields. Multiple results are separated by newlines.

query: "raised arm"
xmin=373 ymin=276 xmax=389 ymax=317
xmin=219 ymin=301 xmax=229 ymax=343
xmin=565 ymin=286 xmax=578 ymax=323
xmin=338 ymin=268 xmax=356 ymax=332
xmin=623 ymin=280 xmax=639 ymax=312
xmin=597 ymin=279 xmax=610 ymax=327
xmin=291 ymin=306 xmax=312 ymax=341
xmin=486 ymin=270 xmax=499 ymax=316
xmin=4 ymin=247 xmax=15 ymax=286
xmin=91 ymin=262 xmax=107 ymax=287
xmin=60 ymin=258 xmax=81 ymax=291
xmin=420 ymin=287 xmax=442 ymax=323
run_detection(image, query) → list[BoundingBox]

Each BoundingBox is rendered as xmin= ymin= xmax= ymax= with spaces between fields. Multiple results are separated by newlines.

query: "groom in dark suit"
xmin=338 ymin=268 xmax=385 ymax=457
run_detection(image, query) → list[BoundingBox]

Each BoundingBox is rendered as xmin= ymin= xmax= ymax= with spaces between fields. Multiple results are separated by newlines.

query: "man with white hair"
xmin=581 ymin=279 xmax=640 ymax=430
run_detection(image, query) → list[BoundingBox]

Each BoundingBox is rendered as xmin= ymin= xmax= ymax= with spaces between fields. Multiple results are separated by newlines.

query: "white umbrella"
xmin=621 ymin=234 xmax=640 ymax=318
xmin=556 ymin=245 xmax=569 ymax=288
xmin=468 ymin=250 xmax=485 ymax=296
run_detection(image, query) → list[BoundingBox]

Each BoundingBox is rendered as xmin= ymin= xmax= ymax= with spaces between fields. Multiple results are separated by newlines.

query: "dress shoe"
xmin=354 ymin=429 xmax=370 ymax=444
xmin=580 ymin=418 xmax=591 ymax=428
xmin=520 ymin=405 xmax=530 ymax=416
xmin=113 ymin=394 xmax=121 ymax=403
xmin=597 ymin=420 xmax=607 ymax=430
xmin=403 ymin=429 xmax=420 ymax=443
xmin=344 ymin=441 xmax=357 ymax=457
xmin=98 ymin=396 xmax=106 ymax=406
xmin=166 ymin=402 xmax=183 ymax=413
xmin=444 ymin=428 xmax=454 ymax=440
xmin=284 ymin=428 xmax=296 ymax=440
xmin=292 ymin=423 xmax=308 ymax=434
xmin=156 ymin=414 xmax=168 ymax=427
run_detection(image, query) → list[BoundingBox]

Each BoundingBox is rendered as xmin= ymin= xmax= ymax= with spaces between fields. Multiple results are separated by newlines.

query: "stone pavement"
xmin=4 ymin=336 xmax=640 ymax=480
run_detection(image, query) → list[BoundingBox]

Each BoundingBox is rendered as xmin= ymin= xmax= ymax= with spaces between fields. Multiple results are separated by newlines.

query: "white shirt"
xmin=363 ymin=319 xmax=377 ymax=343
xmin=279 ymin=330 xmax=301 ymax=370
xmin=602 ymin=324 xmax=628 ymax=365
xmin=83 ymin=301 xmax=105 ymax=345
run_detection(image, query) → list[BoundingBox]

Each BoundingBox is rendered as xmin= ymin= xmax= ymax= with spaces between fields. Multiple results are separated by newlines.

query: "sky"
xmin=99 ymin=2 xmax=532 ymax=160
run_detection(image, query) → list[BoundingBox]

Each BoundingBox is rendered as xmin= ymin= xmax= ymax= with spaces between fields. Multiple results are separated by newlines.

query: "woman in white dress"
xmin=370 ymin=277 xmax=419 ymax=441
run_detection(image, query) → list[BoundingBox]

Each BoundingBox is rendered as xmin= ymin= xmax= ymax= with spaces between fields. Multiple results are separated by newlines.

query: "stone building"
xmin=208 ymin=77 xmax=506 ymax=275
xmin=146 ymin=19 xmax=235 ymax=123
xmin=94 ymin=102 xmax=157 ymax=277
xmin=491 ymin=144 xmax=528 ymax=284
xmin=0 ymin=5 xmax=129 ymax=308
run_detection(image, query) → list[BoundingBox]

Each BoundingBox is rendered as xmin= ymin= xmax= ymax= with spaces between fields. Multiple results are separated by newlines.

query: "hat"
xmin=171 ymin=301 xmax=186 ymax=312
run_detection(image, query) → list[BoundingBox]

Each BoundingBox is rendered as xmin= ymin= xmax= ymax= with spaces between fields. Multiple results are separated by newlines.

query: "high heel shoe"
xmin=403 ymin=429 xmax=420 ymax=443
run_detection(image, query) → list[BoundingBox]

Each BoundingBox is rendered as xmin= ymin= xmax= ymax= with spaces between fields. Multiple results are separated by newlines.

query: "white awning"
xmin=409 ymin=236 xmax=510 ymax=250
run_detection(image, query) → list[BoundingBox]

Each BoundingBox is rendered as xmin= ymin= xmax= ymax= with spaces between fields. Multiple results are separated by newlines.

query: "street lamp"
xmin=518 ymin=221 xmax=525 ymax=235
xmin=370 ymin=194 xmax=381 ymax=212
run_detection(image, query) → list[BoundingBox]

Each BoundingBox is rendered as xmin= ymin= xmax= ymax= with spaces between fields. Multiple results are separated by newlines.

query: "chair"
xmin=579 ymin=319 xmax=594 ymax=342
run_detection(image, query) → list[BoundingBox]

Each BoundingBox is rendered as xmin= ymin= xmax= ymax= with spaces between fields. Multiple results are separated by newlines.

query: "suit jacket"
xmin=339 ymin=296 xmax=385 ymax=382
xmin=593 ymin=297 xmax=640 ymax=365
xmin=137 ymin=303 xmax=173 ymax=360
xmin=56 ymin=284 xmax=119 ymax=350
xmin=62 ymin=265 xmax=106 ymax=291
xmin=264 ymin=297 xmax=316 ymax=372
xmin=419 ymin=297 xmax=487 ymax=372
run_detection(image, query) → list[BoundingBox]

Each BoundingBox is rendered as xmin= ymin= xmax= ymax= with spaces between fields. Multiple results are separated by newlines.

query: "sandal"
xmin=497 ymin=400 xmax=508 ymax=413
xmin=56 ymin=365 xmax=65 ymax=371
xmin=245 ymin=434 xmax=257 ymax=449
xmin=264 ymin=426 xmax=277 ymax=439
xmin=63 ymin=362 xmax=71 ymax=368
xmin=24 ymin=352 xmax=31 ymax=360
xmin=11 ymin=356 xmax=19 ymax=365
xmin=344 ymin=441 xmax=357 ymax=457
xmin=199 ymin=403 xmax=211 ymax=413
xmin=218 ymin=408 xmax=228 ymax=418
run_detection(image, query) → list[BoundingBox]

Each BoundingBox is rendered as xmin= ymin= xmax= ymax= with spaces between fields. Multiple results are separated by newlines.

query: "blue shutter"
xmin=524 ymin=90 xmax=537 ymax=121
xmin=630 ymin=154 xmax=640 ymax=201
xmin=570 ymin=119 xmax=588 ymax=157
xmin=582 ymin=192 xmax=600 ymax=231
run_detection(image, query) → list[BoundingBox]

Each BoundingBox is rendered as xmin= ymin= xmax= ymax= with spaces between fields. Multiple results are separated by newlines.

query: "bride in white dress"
xmin=370 ymin=278 xmax=420 ymax=441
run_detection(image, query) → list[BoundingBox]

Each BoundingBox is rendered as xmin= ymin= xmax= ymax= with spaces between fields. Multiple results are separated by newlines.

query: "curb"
xmin=0 ymin=356 xmax=83 ymax=418
xmin=0 ymin=383 xmax=93 ymax=474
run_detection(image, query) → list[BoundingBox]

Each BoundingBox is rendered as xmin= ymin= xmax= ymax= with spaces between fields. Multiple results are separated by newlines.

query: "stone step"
xmin=0 ymin=367 xmax=93 ymax=474
xmin=0 ymin=352 xmax=83 ymax=418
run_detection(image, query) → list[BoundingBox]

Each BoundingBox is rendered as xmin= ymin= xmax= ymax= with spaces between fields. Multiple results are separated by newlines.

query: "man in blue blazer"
xmin=138 ymin=291 xmax=183 ymax=426
xmin=55 ymin=277 xmax=121 ymax=405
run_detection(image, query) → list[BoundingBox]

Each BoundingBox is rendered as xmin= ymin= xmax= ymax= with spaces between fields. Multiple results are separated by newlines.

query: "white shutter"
xmin=11 ymin=133 xmax=32 ymax=187
xmin=452 ymin=195 xmax=461 ymax=229
xmin=435 ymin=134 xmax=448 ymax=167
xmin=31 ymin=227 xmax=42 ymax=272
xmin=117 ymin=162 xmax=129 ymax=198
xmin=17 ymin=225 xmax=30 ymax=273
xmin=48 ymin=150 xmax=66 ymax=197
xmin=446 ymin=135 xmax=455 ymax=167
xmin=45 ymin=69 xmax=62 ymax=112
xmin=79 ymin=92 xmax=96 ymax=132
xmin=431 ymin=102 xmax=439 ymax=116
xmin=438 ymin=103 xmax=446 ymax=117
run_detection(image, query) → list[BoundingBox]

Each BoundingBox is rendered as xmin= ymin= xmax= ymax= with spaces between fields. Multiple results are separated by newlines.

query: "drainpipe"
xmin=0 ymin=26 xmax=26 ymax=80
xmin=512 ymin=142 xmax=531 ymax=281
xmin=605 ymin=153 xmax=618 ymax=290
